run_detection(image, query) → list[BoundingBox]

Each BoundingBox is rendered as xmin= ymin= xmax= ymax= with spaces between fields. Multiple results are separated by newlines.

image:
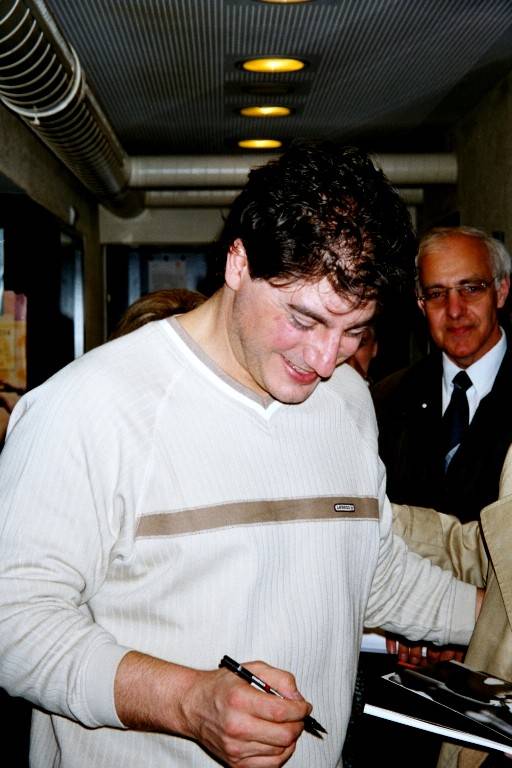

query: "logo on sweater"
xmin=334 ymin=503 xmax=355 ymax=512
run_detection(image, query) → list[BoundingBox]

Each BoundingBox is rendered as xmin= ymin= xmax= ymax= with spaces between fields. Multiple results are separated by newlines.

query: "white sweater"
xmin=0 ymin=318 xmax=476 ymax=767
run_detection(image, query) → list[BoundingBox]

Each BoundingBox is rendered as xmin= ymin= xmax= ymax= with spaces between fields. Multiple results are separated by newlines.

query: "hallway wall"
xmin=0 ymin=104 xmax=103 ymax=350
xmin=456 ymin=69 xmax=512 ymax=245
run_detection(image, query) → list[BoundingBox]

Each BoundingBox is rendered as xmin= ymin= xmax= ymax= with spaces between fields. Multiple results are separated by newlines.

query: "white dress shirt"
xmin=442 ymin=327 xmax=507 ymax=422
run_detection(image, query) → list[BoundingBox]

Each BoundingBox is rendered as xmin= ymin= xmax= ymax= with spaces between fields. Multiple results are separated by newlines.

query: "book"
xmin=363 ymin=660 xmax=512 ymax=755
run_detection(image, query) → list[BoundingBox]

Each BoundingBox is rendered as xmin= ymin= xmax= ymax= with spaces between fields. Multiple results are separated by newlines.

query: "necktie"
xmin=442 ymin=370 xmax=472 ymax=469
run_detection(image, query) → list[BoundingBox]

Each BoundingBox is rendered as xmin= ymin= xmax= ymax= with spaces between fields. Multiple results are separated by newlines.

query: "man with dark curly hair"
xmin=0 ymin=142 xmax=478 ymax=768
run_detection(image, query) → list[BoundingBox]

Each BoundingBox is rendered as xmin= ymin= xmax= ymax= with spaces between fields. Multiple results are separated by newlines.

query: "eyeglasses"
xmin=418 ymin=279 xmax=495 ymax=307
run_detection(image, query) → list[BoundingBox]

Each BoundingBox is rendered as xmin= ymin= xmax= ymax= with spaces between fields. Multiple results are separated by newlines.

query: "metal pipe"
xmin=144 ymin=189 xmax=243 ymax=207
xmin=129 ymin=153 xmax=456 ymax=188
xmin=130 ymin=155 xmax=279 ymax=189
xmin=0 ymin=0 xmax=142 ymax=217
xmin=372 ymin=153 xmax=457 ymax=185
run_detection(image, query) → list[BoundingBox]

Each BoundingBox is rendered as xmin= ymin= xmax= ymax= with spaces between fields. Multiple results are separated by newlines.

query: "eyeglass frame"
xmin=417 ymin=278 xmax=498 ymax=306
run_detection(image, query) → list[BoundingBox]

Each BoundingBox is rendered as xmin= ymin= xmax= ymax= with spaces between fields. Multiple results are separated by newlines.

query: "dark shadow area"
xmin=1 ymin=194 xmax=81 ymax=389
xmin=0 ymin=188 xmax=84 ymax=765
xmin=0 ymin=689 xmax=30 ymax=768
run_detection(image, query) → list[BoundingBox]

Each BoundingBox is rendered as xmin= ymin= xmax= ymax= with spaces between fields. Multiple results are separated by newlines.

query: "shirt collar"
xmin=442 ymin=327 xmax=506 ymax=403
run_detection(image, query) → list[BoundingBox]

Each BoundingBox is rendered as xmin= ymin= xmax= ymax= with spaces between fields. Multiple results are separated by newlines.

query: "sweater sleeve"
xmin=0 ymin=372 xmax=134 ymax=728
xmin=364 ymin=476 xmax=477 ymax=647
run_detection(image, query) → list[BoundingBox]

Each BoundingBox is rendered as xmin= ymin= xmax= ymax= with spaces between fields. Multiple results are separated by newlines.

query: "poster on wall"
xmin=147 ymin=252 xmax=208 ymax=293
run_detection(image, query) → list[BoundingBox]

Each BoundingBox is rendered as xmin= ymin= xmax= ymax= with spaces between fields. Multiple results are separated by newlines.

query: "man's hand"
xmin=115 ymin=652 xmax=311 ymax=767
xmin=385 ymin=586 xmax=482 ymax=666
xmin=182 ymin=660 xmax=312 ymax=766
xmin=385 ymin=637 xmax=465 ymax=666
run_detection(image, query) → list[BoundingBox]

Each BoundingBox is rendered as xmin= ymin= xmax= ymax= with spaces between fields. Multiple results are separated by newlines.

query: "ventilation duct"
xmin=144 ymin=189 xmax=240 ymax=208
xmin=130 ymin=156 xmax=275 ymax=189
xmin=130 ymin=154 xmax=457 ymax=189
xmin=372 ymin=154 xmax=457 ymax=185
xmin=0 ymin=0 xmax=142 ymax=217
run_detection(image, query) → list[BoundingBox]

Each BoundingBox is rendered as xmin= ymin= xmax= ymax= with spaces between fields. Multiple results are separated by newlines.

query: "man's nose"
xmin=304 ymin=330 xmax=355 ymax=379
xmin=446 ymin=287 xmax=465 ymax=317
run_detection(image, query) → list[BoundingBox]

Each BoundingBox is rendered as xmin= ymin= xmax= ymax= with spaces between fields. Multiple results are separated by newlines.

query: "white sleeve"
xmin=0 ymin=373 xmax=133 ymax=728
xmin=364 ymin=473 xmax=476 ymax=646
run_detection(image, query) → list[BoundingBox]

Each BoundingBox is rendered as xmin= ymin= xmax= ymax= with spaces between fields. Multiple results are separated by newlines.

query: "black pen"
xmin=219 ymin=655 xmax=327 ymax=736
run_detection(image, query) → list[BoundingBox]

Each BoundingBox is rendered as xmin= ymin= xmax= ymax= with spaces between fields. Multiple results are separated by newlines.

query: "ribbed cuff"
xmin=449 ymin=581 xmax=477 ymax=646
xmin=83 ymin=643 xmax=133 ymax=728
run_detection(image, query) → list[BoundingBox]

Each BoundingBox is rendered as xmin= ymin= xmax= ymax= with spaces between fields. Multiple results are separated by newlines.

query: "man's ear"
xmin=417 ymin=296 xmax=426 ymax=316
xmin=225 ymin=238 xmax=249 ymax=291
xmin=496 ymin=275 xmax=510 ymax=309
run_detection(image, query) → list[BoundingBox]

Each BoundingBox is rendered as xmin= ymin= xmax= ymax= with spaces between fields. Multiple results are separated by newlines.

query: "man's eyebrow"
xmin=422 ymin=274 xmax=490 ymax=288
xmin=288 ymin=302 xmax=328 ymax=324
xmin=289 ymin=301 xmax=365 ymax=325
xmin=289 ymin=301 xmax=370 ymax=330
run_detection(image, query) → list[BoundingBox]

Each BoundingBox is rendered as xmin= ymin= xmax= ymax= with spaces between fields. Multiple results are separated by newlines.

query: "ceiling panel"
xmin=31 ymin=0 xmax=512 ymax=155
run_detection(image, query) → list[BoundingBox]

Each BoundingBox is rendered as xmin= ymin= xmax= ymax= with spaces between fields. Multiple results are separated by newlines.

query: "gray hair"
xmin=416 ymin=226 xmax=511 ymax=290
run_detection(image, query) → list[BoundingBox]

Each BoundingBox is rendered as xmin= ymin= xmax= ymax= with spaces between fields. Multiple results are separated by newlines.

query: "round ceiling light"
xmin=238 ymin=139 xmax=283 ymax=149
xmin=241 ymin=57 xmax=305 ymax=73
xmin=239 ymin=105 xmax=291 ymax=118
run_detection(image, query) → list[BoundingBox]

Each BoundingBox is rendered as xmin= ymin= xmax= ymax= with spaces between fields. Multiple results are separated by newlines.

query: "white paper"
xmin=364 ymin=703 xmax=512 ymax=755
xmin=360 ymin=631 xmax=388 ymax=653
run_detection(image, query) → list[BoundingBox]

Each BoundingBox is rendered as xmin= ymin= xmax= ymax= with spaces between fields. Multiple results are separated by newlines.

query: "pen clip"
xmin=219 ymin=655 xmax=238 ymax=672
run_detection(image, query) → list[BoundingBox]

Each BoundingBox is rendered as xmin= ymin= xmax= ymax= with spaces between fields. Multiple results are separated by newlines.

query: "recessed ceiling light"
xmin=240 ymin=106 xmax=292 ymax=118
xmin=241 ymin=57 xmax=305 ymax=73
xmin=238 ymin=139 xmax=283 ymax=149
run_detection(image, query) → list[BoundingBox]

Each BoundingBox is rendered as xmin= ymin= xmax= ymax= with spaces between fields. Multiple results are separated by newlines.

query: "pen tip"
xmin=305 ymin=716 xmax=327 ymax=735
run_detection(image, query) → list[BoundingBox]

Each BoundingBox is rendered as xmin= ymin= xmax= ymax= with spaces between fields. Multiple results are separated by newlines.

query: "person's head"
xmin=416 ymin=227 xmax=511 ymax=368
xmin=218 ymin=141 xmax=416 ymax=305
xmin=346 ymin=324 xmax=378 ymax=380
xmin=111 ymin=288 xmax=206 ymax=339
xmin=215 ymin=141 xmax=415 ymax=403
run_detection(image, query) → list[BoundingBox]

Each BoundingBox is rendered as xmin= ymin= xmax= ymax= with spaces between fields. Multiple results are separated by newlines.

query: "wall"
xmin=0 ymin=103 xmax=103 ymax=350
xmin=456 ymin=71 xmax=512 ymax=244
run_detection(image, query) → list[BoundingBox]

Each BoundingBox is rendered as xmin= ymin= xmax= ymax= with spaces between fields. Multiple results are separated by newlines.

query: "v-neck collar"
xmin=162 ymin=317 xmax=282 ymax=416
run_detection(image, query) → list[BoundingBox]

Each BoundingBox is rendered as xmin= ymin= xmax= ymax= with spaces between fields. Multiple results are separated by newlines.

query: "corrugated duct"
xmin=0 ymin=0 xmax=142 ymax=217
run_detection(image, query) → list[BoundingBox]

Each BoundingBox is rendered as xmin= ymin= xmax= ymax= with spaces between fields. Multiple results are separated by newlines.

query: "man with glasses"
xmin=358 ymin=227 xmax=511 ymax=768
xmin=376 ymin=226 xmax=511 ymax=524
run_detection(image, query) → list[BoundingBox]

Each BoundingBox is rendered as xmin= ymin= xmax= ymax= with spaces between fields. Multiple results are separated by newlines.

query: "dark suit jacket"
xmin=373 ymin=340 xmax=512 ymax=523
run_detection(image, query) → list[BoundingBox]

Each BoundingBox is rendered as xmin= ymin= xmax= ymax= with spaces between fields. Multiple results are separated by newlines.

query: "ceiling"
xmin=40 ymin=0 xmax=512 ymax=157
